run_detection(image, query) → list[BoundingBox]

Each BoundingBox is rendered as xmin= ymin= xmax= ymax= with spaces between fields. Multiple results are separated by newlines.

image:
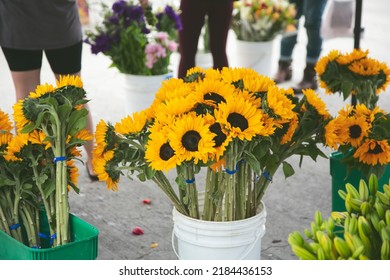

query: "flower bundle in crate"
xmin=318 ymin=49 xmax=390 ymax=179
xmin=0 ymin=76 xmax=92 ymax=248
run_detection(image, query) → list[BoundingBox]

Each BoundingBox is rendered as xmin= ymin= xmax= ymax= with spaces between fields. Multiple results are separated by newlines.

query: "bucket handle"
xmin=171 ymin=225 xmax=265 ymax=260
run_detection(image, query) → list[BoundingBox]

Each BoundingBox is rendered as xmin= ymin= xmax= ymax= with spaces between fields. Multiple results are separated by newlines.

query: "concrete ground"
xmin=0 ymin=0 xmax=389 ymax=260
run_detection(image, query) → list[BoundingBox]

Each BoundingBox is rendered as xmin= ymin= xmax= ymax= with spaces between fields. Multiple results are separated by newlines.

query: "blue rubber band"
xmin=53 ymin=156 xmax=66 ymax=163
xmin=38 ymin=232 xmax=50 ymax=239
xmin=31 ymin=246 xmax=40 ymax=249
xmin=185 ymin=178 xmax=195 ymax=184
xmin=39 ymin=232 xmax=57 ymax=245
xmin=225 ymin=168 xmax=238 ymax=175
xmin=9 ymin=223 xmax=21 ymax=230
xmin=50 ymin=233 xmax=57 ymax=245
xmin=262 ymin=171 xmax=272 ymax=181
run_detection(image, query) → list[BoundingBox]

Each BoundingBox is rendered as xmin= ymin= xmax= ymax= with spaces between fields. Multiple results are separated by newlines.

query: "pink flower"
xmin=168 ymin=41 xmax=178 ymax=52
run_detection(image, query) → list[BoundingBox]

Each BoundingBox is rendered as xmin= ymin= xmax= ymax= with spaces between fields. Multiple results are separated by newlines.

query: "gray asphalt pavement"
xmin=0 ymin=0 xmax=389 ymax=260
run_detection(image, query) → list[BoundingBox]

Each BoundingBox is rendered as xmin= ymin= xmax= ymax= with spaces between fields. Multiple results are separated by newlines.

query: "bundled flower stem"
xmin=93 ymin=67 xmax=331 ymax=222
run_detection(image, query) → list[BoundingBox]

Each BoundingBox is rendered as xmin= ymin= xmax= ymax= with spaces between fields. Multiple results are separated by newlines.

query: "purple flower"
xmin=156 ymin=5 xmax=182 ymax=32
xmin=108 ymin=14 xmax=120 ymax=25
xmin=112 ymin=0 xmax=126 ymax=15
xmin=125 ymin=6 xmax=144 ymax=23
xmin=90 ymin=34 xmax=111 ymax=54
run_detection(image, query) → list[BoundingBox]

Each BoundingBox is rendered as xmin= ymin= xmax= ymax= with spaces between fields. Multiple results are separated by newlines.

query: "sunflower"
xmin=345 ymin=116 xmax=371 ymax=148
xmin=168 ymin=114 xmax=215 ymax=164
xmin=0 ymin=133 xmax=12 ymax=148
xmin=93 ymin=150 xmax=119 ymax=191
xmin=219 ymin=67 xmax=260 ymax=86
xmin=241 ymin=74 xmax=275 ymax=94
xmin=3 ymin=133 xmax=29 ymax=161
xmin=205 ymin=116 xmax=231 ymax=161
xmin=354 ymin=139 xmax=390 ymax=166
xmin=215 ymin=96 xmax=266 ymax=140
xmin=267 ymin=86 xmax=296 ymax=120
xmin=154 ymin=78 xmax=190 ymax=103
xmin=67 ymin=159 xmax=79 ymax=187
xmin=280 ymin=114 xmax=299 ymax=145
xmin=114 ymin=111 xmax=148 ymax=136
xmin=29 ymin=83 xmax=55 ymax=99
xmin=324 ymin=117 xmax=351 ymax=150
xmin=315 ymin=49 xmax=340 ymax=75
xmin=94 ymin=120 xmax=116 ymax=157
xmin=145 ymin=133 xmax=180 ymax=171
xmin=0 ymin=111 xmax=13 ymax=132
xmin=153 ymin=94 xmax=199 ymax=120
xmin=194 ymin=78 xmax=234 ymax=108
xmin=336 ymin=49 xmax=368 ymax=65
xmin=28 ymin=130 xmax=51 ymax=149
xmin=377 ymin=61 xmax=390 ymax=93
xmin=13 ymin=100 xmax=31 ymax=131
xmin=348 ymin=58 xmax=381 ymax=76
xmin=73 ymin=129 xmax=93 ymax=141
xmin=302 ymin=89 xmax=331 ymax=119
xmin=56 ymin=75 xmax=83 ymax=89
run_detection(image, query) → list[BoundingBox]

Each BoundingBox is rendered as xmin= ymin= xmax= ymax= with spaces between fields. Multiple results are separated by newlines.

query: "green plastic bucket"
xmin=0 ymin=212 xmax=99 ymax=260
xmin=330 ymin=152 xmax=390 ymax=212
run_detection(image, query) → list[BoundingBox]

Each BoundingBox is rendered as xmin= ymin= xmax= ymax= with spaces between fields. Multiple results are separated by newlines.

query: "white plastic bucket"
xmin=172 ymin=202 xmax=266 ymax=260
xmin=231 ymin=39 xmax=275 ymax=77
xmin=123 ymin=72 xmax=173 ymax=114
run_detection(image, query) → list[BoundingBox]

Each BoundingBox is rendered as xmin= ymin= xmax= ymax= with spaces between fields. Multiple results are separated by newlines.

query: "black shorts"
xmin=1 ymin=41 xmax=82 ymax=74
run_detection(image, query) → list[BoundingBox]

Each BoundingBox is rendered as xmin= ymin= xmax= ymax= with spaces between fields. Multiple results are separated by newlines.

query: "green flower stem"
xmin=20 ymin=205 xmax=38 ymax=247
xmin=152 ymin=171 xmax=188 ymax=216
xmin=236 ymin=160 xmax=247 ymax=220
xmin=225 ymin=141 xmax=238 ymax=221
xmin=54 ymin=119 xmax=70 ymax=246
xmin=202 ymin=167 xmax=215 ymax=221
xmin=10 ymin=181 xmax=23 ymax=242
xmin=30 ymin=154 xmax=55 ymax=236
xmin=185 ymin=163 xmax=199 ymax=219
xmin=0 ymin=201 xmax=11 ymax=235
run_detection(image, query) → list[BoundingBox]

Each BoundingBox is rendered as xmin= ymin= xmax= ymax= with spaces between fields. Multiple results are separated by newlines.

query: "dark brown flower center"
xmin=204 ymin=92 xmax=226 ymax=105
xmin=368 ymin=143 xmax=383 ymax=154
xmin=227 ymin=112 xmax=248 ymax=131
xmin=349 ymin=125 xmax=362 ymax=139
xmin=182 ymin=130 xmax=200 ymax=151
xmin=209 ymin=122 xmax=226 ymax=147
xmin=159 ymin=142 xmax=175 ymax=161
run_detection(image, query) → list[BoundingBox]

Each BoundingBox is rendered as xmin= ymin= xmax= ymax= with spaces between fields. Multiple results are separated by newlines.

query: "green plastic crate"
xmin=0 ymin=213 xmax=99 ymax=260
xmin=330 ymin=152 xmax=390 ymax=212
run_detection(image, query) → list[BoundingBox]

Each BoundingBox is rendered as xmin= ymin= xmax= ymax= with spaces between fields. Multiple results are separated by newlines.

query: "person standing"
xmin=0 ymin=0 xmax=98 ymax=180
xmin=274 ymin=0 xmax=327 ymax=93
xmin=177 ymin=0 xmax=234 ymax=78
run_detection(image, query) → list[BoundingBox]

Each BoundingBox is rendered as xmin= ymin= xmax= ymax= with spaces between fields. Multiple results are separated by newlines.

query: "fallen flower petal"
xmin=132 ymin=227 xmax=144 ymax=235
xmin=150 ymin=242 xmax=158 ymax=248
xmin=143 ymin=199 xmax=151 ymax=204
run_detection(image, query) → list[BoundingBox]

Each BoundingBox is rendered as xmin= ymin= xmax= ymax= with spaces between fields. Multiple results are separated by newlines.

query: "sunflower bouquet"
xmin=317 ymin=49 xmax=390 ymax=179
xmin=231 ymin=0 xmax=297 ymax=42
xmin=0 ymin=76 xmax=92 ymax=248
xmin=84 ymin=0 xmax=181 ymax=75
xmin=93 ymin=67 xmax=331 ymax=221
xmin=315 ymin=49 xmax=390 ymax=109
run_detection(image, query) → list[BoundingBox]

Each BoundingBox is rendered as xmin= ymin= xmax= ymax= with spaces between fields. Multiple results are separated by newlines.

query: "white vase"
xmin=172 ymin=201 xmax=266 ymax=260
xmin=231 ymin=39 xmax=275 ymax=77
xmin=122 ymin=72 xmax=173 ymax=115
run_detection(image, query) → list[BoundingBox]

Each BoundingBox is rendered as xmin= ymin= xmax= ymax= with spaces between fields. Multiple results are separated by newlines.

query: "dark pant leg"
xmin=178 ymin=0 xmax=207 ymax=78
xmin=207 ymin=1 xmax=233 ymax=70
